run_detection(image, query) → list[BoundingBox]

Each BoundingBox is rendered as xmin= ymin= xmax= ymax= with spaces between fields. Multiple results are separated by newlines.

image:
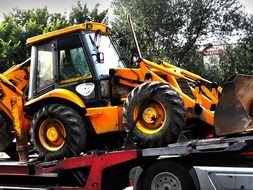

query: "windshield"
xmin=85 ymin=32 xmax=124 ymax=77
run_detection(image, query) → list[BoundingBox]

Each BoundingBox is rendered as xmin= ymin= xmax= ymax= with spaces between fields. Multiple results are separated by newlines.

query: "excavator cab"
xmin=27 ymin=23 xmax=125 ymax=105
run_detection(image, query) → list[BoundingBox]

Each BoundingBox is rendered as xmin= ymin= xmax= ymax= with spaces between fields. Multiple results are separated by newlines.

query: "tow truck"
xmin=129 ymin=134 xmax=253 ymax=190
xmin=0 ymin=133 xmax=253 ymax=190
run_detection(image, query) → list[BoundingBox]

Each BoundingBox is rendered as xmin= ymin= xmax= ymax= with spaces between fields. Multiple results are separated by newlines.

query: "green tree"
xmin=111 ymin=0 xmax=249 ymax=82
xmin=0 ymin=1 xmax=108 ymax=71
xmin=0 ymin=7 xmax=64 ymax=70
xmin=213 ymin=15 xmax=253 ymax=82
xmin=219 ymin=44 xmax=253 ymax=81
xmin=69 ymin=1 xmax=108 ymax=24
xmin=0 ymin=15 xmax=25 ymax=69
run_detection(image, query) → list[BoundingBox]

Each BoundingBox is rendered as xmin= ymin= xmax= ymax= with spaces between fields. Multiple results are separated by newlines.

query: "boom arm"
xmin=0 ymin=58 xmax=30 ymax=121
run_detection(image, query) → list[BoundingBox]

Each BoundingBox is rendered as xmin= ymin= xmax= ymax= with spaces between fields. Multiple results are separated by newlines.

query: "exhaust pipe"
xmin=215 ymin=74 xmax=253 ymax=136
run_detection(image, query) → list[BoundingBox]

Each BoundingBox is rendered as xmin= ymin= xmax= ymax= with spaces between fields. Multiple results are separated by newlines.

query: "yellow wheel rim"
xmin=134 ymin=100 xmax=166 ymax=134
xmin=39 ymin=119 xmax=66 ymax=151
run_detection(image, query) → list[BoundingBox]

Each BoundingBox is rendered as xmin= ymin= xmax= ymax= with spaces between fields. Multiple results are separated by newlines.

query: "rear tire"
xmin=31 ymin=104 xmax=86 ymax=160
xmin=0 ymin=113 xmax=12 ymax=151
xmin=141 ymin=161 xmax=195 ymax=190
xmin=5 ymin=142 xmax=19 ymax=160
xmin=0 ymin=113 xmax=18 ymax=160
xmin=123 ymin=82 xmax=186 ymax=147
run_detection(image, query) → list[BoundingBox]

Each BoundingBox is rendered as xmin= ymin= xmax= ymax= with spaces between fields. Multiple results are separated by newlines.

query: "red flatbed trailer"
xmin=1 ymin=135 xmax=253 ymax=190
xmin=0 ymin=149 xmax=138 ymax=190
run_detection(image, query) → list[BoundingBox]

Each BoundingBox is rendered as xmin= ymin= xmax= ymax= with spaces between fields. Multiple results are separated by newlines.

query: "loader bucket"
xmin=215 ymin=74 xmax=253 ymax=136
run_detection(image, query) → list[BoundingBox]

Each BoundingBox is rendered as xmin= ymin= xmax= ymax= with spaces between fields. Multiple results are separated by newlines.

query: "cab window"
xmin=58 ymin=35 xmax=91 ymax=84
xmin=85 ymin=32 xmax=124 ymax=78
xmin=36 ymin=42 xmax=54 ymax=91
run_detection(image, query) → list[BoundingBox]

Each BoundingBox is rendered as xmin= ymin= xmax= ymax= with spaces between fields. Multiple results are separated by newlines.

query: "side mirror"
xmin=97 ymin=52 xmax=104 ymax=64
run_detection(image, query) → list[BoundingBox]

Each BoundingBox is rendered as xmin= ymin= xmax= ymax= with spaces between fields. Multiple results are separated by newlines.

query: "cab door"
xmin=56 ymin=33 xmax=97 ymax=103
xmin=31 ymin=40 xmax=55 ymax=98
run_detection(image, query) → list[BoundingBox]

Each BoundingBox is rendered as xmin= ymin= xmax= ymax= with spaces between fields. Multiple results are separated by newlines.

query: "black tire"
xmin=0 ymin=113 xmax=18 ymax=160
xmin=123 ymin=82 xmax=186 ymax=147
xmin=5 ymin=142 xmax=19 ymax=160
xmin=0 ymin=113 xmax=12 ymax=152
xmin=141 ymin=161 xmax=195 ymax=190
xmin=31 ymin=104 xmax=86 ymax=161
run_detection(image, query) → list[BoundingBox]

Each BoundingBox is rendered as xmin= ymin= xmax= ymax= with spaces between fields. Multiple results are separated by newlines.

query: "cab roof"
xmin=26 ymin=22 xmax=111 ymax=46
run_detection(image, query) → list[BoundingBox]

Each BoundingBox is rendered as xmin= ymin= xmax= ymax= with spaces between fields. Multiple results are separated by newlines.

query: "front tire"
xmin=123 ymin=82 xmax=186 ymax=147
xmin=31 ymin=104 xmax=86 ymax=160
xmin=141 ymin=161 xmax=195 ymax=190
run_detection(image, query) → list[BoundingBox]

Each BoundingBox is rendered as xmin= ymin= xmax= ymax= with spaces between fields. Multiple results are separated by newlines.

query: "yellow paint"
xmin=25 ymin=89 xmax=85 ymax=108
xmin=0 ymin=62 xmax=30 ymax=121
xmin=200 ymin=108 xmax=214 ymax=126
xmin=27 ymin=22 xmax=111 ymax=45
xmin=161 ymin=61 xmax=202 ymax=80
xmin=39 ymin=119 xmax=66 ymax=151
xmin=118 ymin=79 xmax=139 ymax=88
xmin=59 ymin=74 xmax=92 ymax=85
xmin=113 ymin=58 xmax=216 ymax=127
xmin=46 ymin=127 xmax=59 ymax=142
xmin=217 ymin=86 xmax=223 ymax=93
xmin=201 ymin=85 xmax=219 ymax=104
xmin=134 ymin=101 xmax=166 ymax=135
xmin=86 ymin=106 xmax=124 ymax=134
xmin=3 ymin=65 xmax=30 ymax=91
xmin=113 ymin=68 xmax=145 ymax=82
xmin=142 ymin=107 xmax=158 ymax=124
xmin=10 ymin=97 xmax=23 ymax=137
xmin=0 ymin=74 xmax=23 ymax=95
xmin=142 ymin=59 xmax=184 ymax=79
xmin=0 ymin=83 xmax=24 ymax=119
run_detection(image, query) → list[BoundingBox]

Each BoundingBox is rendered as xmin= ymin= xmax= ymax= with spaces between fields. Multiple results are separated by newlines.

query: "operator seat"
xmin=61 ymin=57 xmax=77 ymax=80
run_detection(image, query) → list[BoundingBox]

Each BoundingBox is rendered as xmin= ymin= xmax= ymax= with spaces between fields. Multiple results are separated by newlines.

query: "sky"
xmin=0 ymin=0 xmax=112 ymax=21
xmin=0 ymin=0 xmax=252 ymax=21
xmin=240 ymin=0 xmax=253 ymax=14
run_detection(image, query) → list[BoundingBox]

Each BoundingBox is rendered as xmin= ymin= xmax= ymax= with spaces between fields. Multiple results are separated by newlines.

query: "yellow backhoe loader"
xmin=0 ymin=15 xmax=252 ymax=161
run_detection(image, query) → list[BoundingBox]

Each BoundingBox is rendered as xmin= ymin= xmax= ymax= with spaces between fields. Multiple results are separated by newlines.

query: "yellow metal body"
xmin=86 ymin=106 xmax=124 ymax=134
xmin=0 ymin=63 xmax=30 ymax=120
xmin=10 ymin=96 xmax=28 ymax=162
xmin=25 ymin=89 xmax=85 ymax=108
xmin=27 ymin=22 xmax=111 ymax=45
xmin=112 ymin=59 xmax=222 ymax=127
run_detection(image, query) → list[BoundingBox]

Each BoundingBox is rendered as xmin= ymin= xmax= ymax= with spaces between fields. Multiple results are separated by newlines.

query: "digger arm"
xmin=0 ymin=59 xmax=30 ymax=161
xmin=111 ymin=58 xmax=217 ymax=126
xmin=0 ymin=58 xmax=30 ymax=119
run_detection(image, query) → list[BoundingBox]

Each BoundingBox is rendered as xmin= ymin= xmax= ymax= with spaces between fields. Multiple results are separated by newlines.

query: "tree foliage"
xmin=0 ymin=1 xmax=107 ymax=71
xmin=69 ymin=1 xmax=108 ymax=24
xmin=0 ymin=0 xmax=252 ymax=83
xmin=208 ymin=15 xmax=253 ymax=82
xmin=111 ymin=0 xmax=251 ymax=82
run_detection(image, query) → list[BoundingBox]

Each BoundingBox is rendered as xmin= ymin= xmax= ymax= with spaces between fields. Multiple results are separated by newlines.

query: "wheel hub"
xmin=46 ymin=126 xmax=59 ymax=142
xmin=151 ymin=172 xmax=182 ymax=190
xmin=39 ymin=119 xmax=66 ymax=151
xmin=142 ymin=107 xmax=158 ymax=124
xmin=134 ymin=100 xmax=166 ymax=134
